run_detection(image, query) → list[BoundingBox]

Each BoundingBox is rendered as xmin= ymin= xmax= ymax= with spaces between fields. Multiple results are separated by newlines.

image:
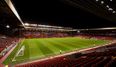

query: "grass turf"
xmin=3 ymin=37 xmax=110 ymax=65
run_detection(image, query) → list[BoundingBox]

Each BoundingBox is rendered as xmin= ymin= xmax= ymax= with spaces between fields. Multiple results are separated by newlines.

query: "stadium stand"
xmin=21 ymin=31 xmax=69 ymax=38
xmin=0 ymin=35 xmax=19 ymax=59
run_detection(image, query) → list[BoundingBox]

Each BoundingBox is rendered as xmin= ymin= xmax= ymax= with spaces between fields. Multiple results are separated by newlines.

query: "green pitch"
xmin=3 ymin=37 xmax=110 ymax=65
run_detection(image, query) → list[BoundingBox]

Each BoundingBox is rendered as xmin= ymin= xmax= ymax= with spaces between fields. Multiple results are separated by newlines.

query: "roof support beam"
xmin=4 ymin=0 xmax=25 ymax=28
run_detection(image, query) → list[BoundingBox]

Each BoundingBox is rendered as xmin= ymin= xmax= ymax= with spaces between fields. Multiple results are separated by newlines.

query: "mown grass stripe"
xmin=55 ymin=38 xmax=92 ymax=50
xmin=27 ymin=39 xmax=45 ymax=60
xmin=36 ymin=39 xmax=55 ymax=57
xmin=41 ymin=39 xmax=62 ymax=54
xmin=47 ymin=39 xmax=70 ymax=51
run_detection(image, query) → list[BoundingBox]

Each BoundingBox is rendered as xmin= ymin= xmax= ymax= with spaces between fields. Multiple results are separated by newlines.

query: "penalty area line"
xmin=12 ymin=39 xmax=25 ymax=62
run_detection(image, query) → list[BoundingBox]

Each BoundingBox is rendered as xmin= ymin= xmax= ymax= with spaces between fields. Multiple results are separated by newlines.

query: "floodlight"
xmin=24 ymin=23 xmax=29 ymax=26
xmin=96 ymin=0 xmax=99 ymax=2
xmin=6 ymin=25 xmax=10 ymax=28
xmin=77 ymin=30 xmax=80 ymax=33
xmin=101 ymin=1 xmax=104 ymax=4
xmin=108 ymin=8 xmax=113 ymax=11
xmin=106 ymin=5 xmax=109 ymax=8
xmin=113 ymin=11 xmax=116 ymax=13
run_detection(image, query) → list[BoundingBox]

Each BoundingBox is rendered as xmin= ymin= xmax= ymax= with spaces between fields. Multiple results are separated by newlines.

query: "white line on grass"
xmin=16 ymin=46 xmax=25 ymax=57
xmin=12 ymin=39 xmax=25 ymax=62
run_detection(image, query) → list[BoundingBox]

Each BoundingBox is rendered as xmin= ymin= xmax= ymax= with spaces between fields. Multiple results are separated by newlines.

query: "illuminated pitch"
xmin=3 ymin=37 xmax=110 ymax=65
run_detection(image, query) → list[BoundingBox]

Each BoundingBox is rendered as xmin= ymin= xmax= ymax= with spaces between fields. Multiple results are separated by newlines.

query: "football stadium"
xmin=0 ymin=0 xmax=116 ymax=67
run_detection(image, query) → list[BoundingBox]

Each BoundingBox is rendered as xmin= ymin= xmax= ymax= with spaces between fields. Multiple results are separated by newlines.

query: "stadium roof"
xmin=0 ymin=0 xmax=116 ymax=29
xmin=0 ymin=0 xmax=23 ymax=29
xmin=11 ymin=0 xmax=116 ymax=29
xmin=78 ymin=27 xmax=116 ymax=31
xmin=65 ymin=0 xmax=116 ymax=21
xmin=19 ymin=23 xmax=75 ymax=32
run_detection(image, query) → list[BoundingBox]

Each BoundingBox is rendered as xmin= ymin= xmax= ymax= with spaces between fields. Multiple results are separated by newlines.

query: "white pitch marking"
xmin=12 ymin=40 xmax=24 ymax=62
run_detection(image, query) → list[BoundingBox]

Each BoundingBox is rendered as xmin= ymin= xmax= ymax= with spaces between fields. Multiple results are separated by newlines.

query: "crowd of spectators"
xmin=76 ymin=34 xmax=115 ymax=40
xmin=0 ymin=35 xmax=19 ymax=59
xmin=22 ymin=31 xmax=69 ymax=38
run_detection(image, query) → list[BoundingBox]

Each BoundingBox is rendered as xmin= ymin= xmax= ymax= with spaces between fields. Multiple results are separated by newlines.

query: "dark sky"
xmin=12 ymin=0 xmax=116 ymax=29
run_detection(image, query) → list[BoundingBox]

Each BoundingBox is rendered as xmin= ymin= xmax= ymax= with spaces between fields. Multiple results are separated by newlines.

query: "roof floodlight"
xmin=6 ymin=25 xmax=10 ymax=28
